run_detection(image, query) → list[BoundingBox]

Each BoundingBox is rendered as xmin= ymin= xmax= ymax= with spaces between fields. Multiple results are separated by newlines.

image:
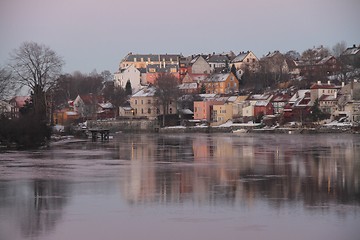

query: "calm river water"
xmin=0 ymin=133 xmax=359 ymax=240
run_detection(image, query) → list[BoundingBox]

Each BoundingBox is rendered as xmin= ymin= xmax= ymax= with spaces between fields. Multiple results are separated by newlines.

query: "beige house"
xmin=189 ymin=56 xmax=211 ymax=74
xmin=310 ymin=81 xmax=339 ymax=104
xmin=345 ymin=100 xmax=360 ymax=124
xmin=212 ymin=104 xmax=233 ymax=125
xmin=242 ymin=94 xmax=273 ymax=117
xmin=129 ymin=86 xmax=177 ymax=120
xmin=231 ymin=51 xmax=259 ymax=72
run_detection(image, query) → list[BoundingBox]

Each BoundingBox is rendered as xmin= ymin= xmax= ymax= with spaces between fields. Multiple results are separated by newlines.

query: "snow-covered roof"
xmin=179 ymin=108 xmax=193 ymax=115
xmin=199 ymin=94 xmax=217 ymax=99
xmin=232 ymin=52 xmax=249 ymax=63
xmin=310 ymin=83 xmax=338 ymax=89
xmin=123 ymin=53 xmax=181 ymax=62
xmin=206 ymin=73 xmax=230 ymax=82
xmin=132 ymin=86 xmax=157 ymax=97
xmin=316 ymin=56 xmax=335 ymax=65
xmin=342 ymin=46 xmax=360 ymax=56
xmin=255 ymin=101 xmax=269 ymax=106
xmin=227 ymin=96 xmax=238 ymax=102
xmin=66 ymin=111 xmax=78 ymax=116
xmin=207 ymin=55 xmax=229 ymax=63
xmin=178 ymin=83 xmax=198 ymax=90
xmin=289 ymin=90 xmax=310 ymax=103
xmin=99 ymin=102 xmax=113 ymax=109
xmin=247 ymin=94 xmax=272 ymax=101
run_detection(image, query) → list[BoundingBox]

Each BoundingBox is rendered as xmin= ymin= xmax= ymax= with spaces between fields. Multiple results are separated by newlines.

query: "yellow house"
xmin=53 ymin=109 xmax=79 ymax=125
xmin=212 ymin=104 xmax=233 ymax=125
xmin=203 ymin=72 xmax=239 ymax=94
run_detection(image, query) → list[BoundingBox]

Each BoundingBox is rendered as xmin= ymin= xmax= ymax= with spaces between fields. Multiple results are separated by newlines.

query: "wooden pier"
xmin=89 ymin=129 xmax=110 ymax=141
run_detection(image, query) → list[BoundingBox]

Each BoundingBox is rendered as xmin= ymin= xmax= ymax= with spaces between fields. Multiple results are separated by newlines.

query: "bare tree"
xmin=154 ymin=73 xmax=180 ymax=127
xmin=332 ymin=41 xmax=347 ymax=57
xmin=8 ymin=42 xmax=64 ymax=121
xmin=0 ymin=66 xmax=15 ymax=100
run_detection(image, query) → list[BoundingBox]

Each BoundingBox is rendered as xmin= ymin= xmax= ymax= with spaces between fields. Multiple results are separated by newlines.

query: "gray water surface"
xmin=0 ymin=133 xmax=359 ymax=240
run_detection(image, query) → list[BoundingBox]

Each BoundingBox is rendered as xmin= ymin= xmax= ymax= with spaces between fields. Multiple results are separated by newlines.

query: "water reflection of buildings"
xmin=119 ymin=134 xmax=360 ymax=208
xmin=0 ymin=179 xmax=69 ymax=239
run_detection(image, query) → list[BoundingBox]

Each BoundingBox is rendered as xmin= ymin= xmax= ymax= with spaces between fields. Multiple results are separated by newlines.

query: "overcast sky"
xmin=1 ymin=0 xmax=359 ymax=74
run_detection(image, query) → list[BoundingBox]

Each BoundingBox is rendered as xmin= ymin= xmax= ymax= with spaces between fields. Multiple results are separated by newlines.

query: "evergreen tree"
xmin=200 ymin=83 xmax=206 ymax=94
xmin=125 ymin=80 xmax=132 ymax=96
xmin=310 ymin=98 xmax=326 ymax=122
xmin=230 ymin=64 xmax=237 ymax=78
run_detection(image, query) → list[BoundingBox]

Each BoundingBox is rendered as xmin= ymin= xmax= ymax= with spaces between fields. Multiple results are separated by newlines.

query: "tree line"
xmin=0 ymin=42 xmax=129 ymax=149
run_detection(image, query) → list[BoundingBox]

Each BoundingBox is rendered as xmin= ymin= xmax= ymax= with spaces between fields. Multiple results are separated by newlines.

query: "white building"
xmin=114 ymin=65 xmax=142 ymax=93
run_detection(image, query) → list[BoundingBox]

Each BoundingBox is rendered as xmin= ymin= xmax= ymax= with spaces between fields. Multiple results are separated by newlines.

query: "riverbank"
xmin=158 ymin=125 xmax=358 ymax=134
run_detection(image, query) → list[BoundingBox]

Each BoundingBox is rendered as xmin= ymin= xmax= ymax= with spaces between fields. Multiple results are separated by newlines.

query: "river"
xmin=0 ymin=133 xmax=359 ymax=240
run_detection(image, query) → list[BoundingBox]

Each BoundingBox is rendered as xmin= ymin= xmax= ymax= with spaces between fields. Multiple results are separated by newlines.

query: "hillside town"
xmin=1 ymin=44 xmax=360 ymax=135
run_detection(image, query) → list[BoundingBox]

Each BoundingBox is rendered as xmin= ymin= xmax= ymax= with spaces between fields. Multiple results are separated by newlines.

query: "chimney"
xmin=353 ymin=44 xmax=356 ymax=48
xmin=334 ymin=90 xmax=337 ymax=99
xmin=317 ymin=80 xmax=321 ymax=84
xmin=342 ymin=82 xmax=345 ymax=87
xmin=327 ymin=80 xmax=331 ymax=85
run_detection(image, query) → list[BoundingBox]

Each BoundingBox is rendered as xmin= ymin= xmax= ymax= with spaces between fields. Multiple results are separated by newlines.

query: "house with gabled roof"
xmin=283 ymin=90 xmax=312 ymax=122
xmin=310 ymin=81 xmax=340 ymax=104
xmin=129 ymin=86 xmax=177 ymax=120
xmin=178 ymin=82 xmax=199 ymax=94
xmin=212 ymin=96 xmax=244 ymax=125
xmin=242 ymin=94 xmax=273 ymax=118
xmin=231 ymin=51 xmax=259 ymax=72
xmin=271 ymin=93 xmax=291 ymax=114
xmin=114 ymin=64 xmax=142 ymax=93
xmin=340 ymin=44 xmax=360 ymax=68
xmin=206 ymin=54 xmax=231 ymax=73
xmin=9 ymin=96 xmax=30 ymax=118
xmin=73 ymin=94 xmax=103 ymax=119
xmin=203 ymin=72 xmax=238 ymax=94
xmin=193 ymin=95 xmax=226 ymax=122
xmin=188 ymin=55 xmax=211 ymax=75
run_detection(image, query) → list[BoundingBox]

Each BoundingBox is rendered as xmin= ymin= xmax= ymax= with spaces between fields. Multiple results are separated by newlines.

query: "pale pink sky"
xmin=1 ymin=0 xmax=359 ymax=73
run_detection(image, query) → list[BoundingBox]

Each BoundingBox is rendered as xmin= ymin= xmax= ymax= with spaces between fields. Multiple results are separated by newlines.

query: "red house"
xmin=254 ymin=101 xmax=274 ymax=118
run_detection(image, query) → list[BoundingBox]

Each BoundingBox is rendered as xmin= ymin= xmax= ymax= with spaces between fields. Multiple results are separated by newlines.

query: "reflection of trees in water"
xmin=120 ymin=134 xmax=360 ymax=208
xmin=1 ymin=179 xmax=70 ymax=238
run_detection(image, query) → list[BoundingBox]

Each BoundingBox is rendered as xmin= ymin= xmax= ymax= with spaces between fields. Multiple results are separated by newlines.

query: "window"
xmin=148 ymin=108 xmax=151 ymax=114
xmin=148 ymin=99 xmax=151 ymax=104
xmin=141 ymin=109 xmax=144 ymax=114
xmin=141 ymin=100 xmax=143 ymax=104
xmin=169 ymin=108 xmax=173 ymax=114
xmin=135 ymin=100 xmax=137 ymax=105
xmin=247 ymin=58 xmax=249 ymax=63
